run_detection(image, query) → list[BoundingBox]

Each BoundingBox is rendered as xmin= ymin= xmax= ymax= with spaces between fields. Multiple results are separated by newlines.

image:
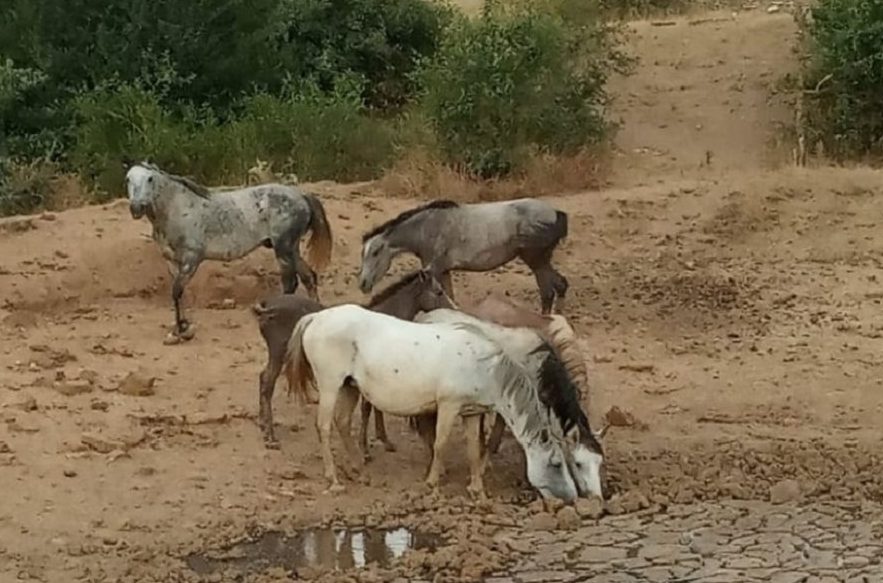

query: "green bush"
xmin=417 ymin=0 xmax=631 ymax=177
xmin=70 ymin=78 xmax=398 ymax=195
xmin=0 ymin=0 xmax=450 ymax=161
xmin=803 ymin=0 xmax=883 ymax=157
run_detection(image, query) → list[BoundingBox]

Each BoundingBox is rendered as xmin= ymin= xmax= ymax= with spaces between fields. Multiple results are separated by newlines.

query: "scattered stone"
xmin=63 ymin=469 xmax=77 ymax=478
xmin=222 ymin=298 xmax=236 ymax=309
xmin=575 ymin=497 xmax=605 ymax=519
xmin=12 ymin=396 xmax=38 ymax=411
xmin=525 ymin=512 xmax=558 ymax=531
xmin=607 ymin=489 xmax=650 ymax=515
xmin=842 ymin=555 xmax=870 ymax=568
xmin=0 ymin=441 xmax=11 ymax=453
xmin=117 ymin=371 xmax=156 ymax=396
xmin=54 ymin=378 xmax=93 ymax=396
xmin=555 ymin=506 xmax=580 ymax=530
xmin=577 ymin=545 xmax=628 ymax=563
xmin=81 ymin=433 xmax=121 ymax=454
xmin=767 ymin=5 xmax=780 ymax=12
xmin=770 ymin=479 xmax=801 ymax=504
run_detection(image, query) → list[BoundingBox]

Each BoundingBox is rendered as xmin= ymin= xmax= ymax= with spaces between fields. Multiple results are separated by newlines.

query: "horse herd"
xmin=124 ymin=161 xmax=610 ymax=503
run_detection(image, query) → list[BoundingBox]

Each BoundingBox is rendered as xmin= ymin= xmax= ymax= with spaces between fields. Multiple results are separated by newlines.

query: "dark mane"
xmin=365 ymin=271 xmax=423 ymax=308
xmin=362 ymin=200 xmax=459 ymax=243
xmin=137 ymin=161 xmax=212 ymax=199
xmin=534 ymin=343 xmax=603 ymax=455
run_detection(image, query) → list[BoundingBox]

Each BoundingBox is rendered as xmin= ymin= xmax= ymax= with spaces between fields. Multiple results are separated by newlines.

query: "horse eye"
xmin=147 ymin=176 xmax=153 ymax=183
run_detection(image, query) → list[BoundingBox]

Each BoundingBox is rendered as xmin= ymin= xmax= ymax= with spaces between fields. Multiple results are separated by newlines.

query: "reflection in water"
xmin=185 ymin=526 xmax=441 ymax=576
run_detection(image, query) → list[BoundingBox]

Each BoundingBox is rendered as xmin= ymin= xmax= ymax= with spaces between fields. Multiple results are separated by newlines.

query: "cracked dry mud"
xmin=495 ymin=501 xmax=883 ymax=583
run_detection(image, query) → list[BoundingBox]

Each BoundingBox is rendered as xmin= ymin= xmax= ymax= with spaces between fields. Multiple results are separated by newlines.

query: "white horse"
xmin=285 ymin=304 xmax=579 ymax=501
xmin=416 ymin=308 xmax=607 ymax=499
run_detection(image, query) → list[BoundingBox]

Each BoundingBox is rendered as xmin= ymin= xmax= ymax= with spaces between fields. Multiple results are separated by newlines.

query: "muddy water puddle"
xmin=186 ymin=526 xmax=441 ymax=576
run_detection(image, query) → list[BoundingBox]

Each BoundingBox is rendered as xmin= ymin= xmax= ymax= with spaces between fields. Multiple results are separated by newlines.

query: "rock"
xmin=63 ymin=469 xmax=77 ymax=478
xmin=842 ymin=555 xmax=870 ymax=568
xmin=555 ymin=506 xmax=580 ymax=530
xmin=222 ymin=298 xmax=236 ymax=309
xmin=81 ymin=433 xmax=121 ymax=454
xmin=575 ymin=497 xmax=605 ymax=519
xmin=118 ymin=371 xmax=156 ymax=396
xmin=607 ymin=489 xmax=650 ymax=515
xmin=525 ymin=512 xmax=558 ymax=531
xmin=13 ymin=396 xmax=38 ymax=411
xmin=767 ymin=5 xmax=780 ymax=13
xmin=770 ymin=479 xmax=801 ymax=504
xmin=54 ymin=379 xmax=93 ymax=396
xmin=0 ymin=441 xmax=11 ymax=454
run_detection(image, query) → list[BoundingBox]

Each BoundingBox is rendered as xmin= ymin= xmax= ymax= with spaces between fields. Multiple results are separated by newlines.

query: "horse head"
xmin=523 ymin=428 xmax=579 ymax=503
xmin=124 ymin=161 xmax=162 ymax=220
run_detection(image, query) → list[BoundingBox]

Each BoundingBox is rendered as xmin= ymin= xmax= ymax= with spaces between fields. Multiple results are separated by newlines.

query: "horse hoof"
xmin=163 ymin=332 xmax=182 ymax=345
xmin=179 ymin=325 xmax=196 ymax=340
xmin=383 ymin=442 xmax=397 ymax=453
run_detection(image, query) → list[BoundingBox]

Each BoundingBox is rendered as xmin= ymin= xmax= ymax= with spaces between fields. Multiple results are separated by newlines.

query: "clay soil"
xmin=2 ymin=8 xmax=882 ymax=583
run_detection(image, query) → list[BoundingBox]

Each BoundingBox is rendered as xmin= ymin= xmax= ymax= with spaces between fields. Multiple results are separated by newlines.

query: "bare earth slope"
xmin=2 ymin=9 xmax=882 ymax=583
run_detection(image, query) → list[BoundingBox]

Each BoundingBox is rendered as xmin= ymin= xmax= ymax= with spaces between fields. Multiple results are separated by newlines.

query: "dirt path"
xmin=2 ymin=7 xmax=882 ymax=583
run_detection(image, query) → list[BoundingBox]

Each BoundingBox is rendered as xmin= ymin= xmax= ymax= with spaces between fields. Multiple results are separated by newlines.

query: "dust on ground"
xmin=2 ymin=7 xmax=883 ymax=583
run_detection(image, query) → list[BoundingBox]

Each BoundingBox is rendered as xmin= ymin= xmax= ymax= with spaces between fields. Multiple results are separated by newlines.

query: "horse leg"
xmin=293 ymin=251 xmax=320 ymax=302
xmin=273 ymin=243 xmax=300 ymax=295
xmin=259 ymin=359 xmax=283 ymax=448
xmin=315 ymin=384 xmax=343 ymax=492
xmin=519 ymin=248 xmax=557 ymax=315
xmin=439 ymin=270 xmax=456 ymax=303
xmin=165 ymin=257 xmax=200 ymax=344
xmin=425 ymin=403 xmax=459 ymax=495
xmin=464 ymin=415 xmax=489 ymax=501
xmin=334 ymin=383 xmax=364 ymax=476
xmin=552 ymin=270 xmax=569 ymax=312
xmin=358 ymin=397 xmax=373 ymax=462
xmin=415 ymin=414 xmax=437 ymax=478
xmin=486 ymin=413 xmax=507 ymax=457
xmin=374 ymin=408 xmax=396 ymax=452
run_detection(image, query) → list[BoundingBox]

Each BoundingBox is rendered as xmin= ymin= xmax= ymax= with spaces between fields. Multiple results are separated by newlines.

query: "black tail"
xmin=555 ymin=210 xmax=569 ymax=243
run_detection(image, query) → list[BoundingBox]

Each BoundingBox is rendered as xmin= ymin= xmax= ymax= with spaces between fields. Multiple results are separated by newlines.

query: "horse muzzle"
xmin=129 ymin=202 xmax=148 ymax=219
xmin=358 ymin=276 xmax=372 ymax=294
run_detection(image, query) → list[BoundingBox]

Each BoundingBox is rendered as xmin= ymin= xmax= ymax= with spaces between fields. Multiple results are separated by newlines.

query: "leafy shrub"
xmin=802 ymin=0 xmax=883 ymax=157
xmin=70 ymin=78 xmax=397 ymax=195
xmin=0 ymin=157 xmax=58 ymax=217
xmin=417 ymin=0 xmax=631 ymax=177
xmin=0 ymin=0 xmax=450 ymax=161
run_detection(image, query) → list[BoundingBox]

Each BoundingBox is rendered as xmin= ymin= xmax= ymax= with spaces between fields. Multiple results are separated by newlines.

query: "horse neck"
xmin=488 ymin=358 xmax=553 ymax=450
xmin=155 ymin=178 xmax=208 ymax=224
xmin=387 ymin=213 xmax=445 ymax=262
xmin=369 ymin=284 xmax=420 ymax=320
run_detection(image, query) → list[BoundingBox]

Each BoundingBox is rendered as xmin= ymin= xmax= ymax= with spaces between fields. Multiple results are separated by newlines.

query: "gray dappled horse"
xmin=357 ymin=199 xmax=570 ymax=315
xmin=125 ymin=161 xmax=332 ymax=344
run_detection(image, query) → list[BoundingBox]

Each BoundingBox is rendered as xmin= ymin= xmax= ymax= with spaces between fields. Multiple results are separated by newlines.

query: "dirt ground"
xmin=2 ymin=7 xmax=883 ymax=583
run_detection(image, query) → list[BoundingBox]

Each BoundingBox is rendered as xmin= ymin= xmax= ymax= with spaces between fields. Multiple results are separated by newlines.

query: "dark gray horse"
xmin=251 ymin=270 xmax=454 ymax=448
xmin=357 ymin=198 xmax=569 ymax=314
xmin=125 ymin=161 xmax=333 ymax=344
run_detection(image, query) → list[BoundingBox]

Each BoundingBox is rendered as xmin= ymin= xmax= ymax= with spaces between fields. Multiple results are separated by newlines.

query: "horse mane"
xmin=137 ymin=161 xmax=212 ymax=199
xmin=362 ymin=200 xmax=459 ymax=243
xmin=365 ymin=271 xmax=422 ymax=308
xmin=452 ymin=321 xmax=559 ymax=446
xmin=534 ymin=344 xmax=602 ymax=455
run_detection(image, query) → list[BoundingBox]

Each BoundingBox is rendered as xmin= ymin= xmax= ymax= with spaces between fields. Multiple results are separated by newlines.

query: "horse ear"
xmin=121 ymin=155 xmax=134 ymax=170
xmin=594 ymin=424 xmax=610 ymax=440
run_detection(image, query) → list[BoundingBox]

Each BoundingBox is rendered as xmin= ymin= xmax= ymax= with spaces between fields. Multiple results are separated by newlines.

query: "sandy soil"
xmin=2 ymin=7 xmax=882 ymax=583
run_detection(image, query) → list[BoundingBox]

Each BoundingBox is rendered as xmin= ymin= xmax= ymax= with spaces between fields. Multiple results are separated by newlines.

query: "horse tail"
xmin=303 ymin=193 xmax=333 ymax=273
xmin=284 ymin=312 xmax=318 ymax=404
xmin=546 ymin=314 xmax=588 ymax=404
xmin=554 ymin=210 xmax=568 ymax=244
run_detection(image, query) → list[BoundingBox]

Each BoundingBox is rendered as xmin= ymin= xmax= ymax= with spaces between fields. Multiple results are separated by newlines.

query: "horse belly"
xmin=357 ymin=377 xmax=438 ymax=417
